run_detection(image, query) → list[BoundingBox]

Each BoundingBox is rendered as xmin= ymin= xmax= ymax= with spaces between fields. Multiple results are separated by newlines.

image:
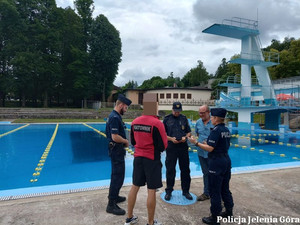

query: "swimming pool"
xmin=0 ymin=123 xmax=299 ymax=198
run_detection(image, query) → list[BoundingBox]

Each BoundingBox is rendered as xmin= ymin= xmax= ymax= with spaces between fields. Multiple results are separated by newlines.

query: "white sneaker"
xmin=146 ymin=219 xmax=162 ymax=225
xmin=124 ymin=215 xmax=139 ymax=225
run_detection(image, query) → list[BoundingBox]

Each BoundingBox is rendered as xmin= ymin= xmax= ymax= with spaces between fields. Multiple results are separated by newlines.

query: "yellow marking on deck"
xmin=0 ymin=124 xmax=30 ymax=138
xmin=30 ymin=124 xmax=59 ymax=183
xmin=82 ymin=123 xmax=107 ymax=138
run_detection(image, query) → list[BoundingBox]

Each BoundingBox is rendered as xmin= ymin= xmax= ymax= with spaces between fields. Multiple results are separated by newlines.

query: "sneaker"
xmin=197 ymin=193 xmax=210 ymax=201
xmin=124 ymin=215 xmax=139 ymax=225
xmin=182 ymin=192 xmax=193 ymax=200
xmin=146 ymin=219 xmax=162 ymax=225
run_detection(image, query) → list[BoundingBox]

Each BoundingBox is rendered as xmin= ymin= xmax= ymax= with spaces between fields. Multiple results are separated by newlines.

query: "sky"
xmin=56 ymin=0 xmax=300 ymax=87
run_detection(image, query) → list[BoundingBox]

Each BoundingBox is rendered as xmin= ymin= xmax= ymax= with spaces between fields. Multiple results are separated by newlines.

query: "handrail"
xmin=222 ymin=17 xmax=258 ymax=30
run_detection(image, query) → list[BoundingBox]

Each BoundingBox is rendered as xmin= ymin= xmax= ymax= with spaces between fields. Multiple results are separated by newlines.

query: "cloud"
xmin=56 ymin=0 xmax=300 ymax=87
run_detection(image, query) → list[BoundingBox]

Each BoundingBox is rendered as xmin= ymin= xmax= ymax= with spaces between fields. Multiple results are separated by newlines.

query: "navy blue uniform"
xmin=106 ymin=110 xmax=127 ymax=200
xmin=163 ymin=114 xmax=191 ymax=194
xmin=207 ymin=123 xmax=234 ymax=216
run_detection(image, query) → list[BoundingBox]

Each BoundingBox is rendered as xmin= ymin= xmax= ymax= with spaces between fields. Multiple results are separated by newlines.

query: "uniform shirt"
xmin=195 ymin=119 xmax=213 ymax=158
xmin=163 ymin=114 xmax=191 ymax=144
xmin=131 ymin=115 xmax=168 ymax=160
xmin=105 ymin=110 xmax=126 ymax=142
xmin=207 ymin=123 xmax=231 ymax=157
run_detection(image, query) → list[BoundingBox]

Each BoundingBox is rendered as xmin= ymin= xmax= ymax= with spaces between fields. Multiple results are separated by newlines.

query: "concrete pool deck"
xmin=0 ymin=167 xmax=299 ymax=225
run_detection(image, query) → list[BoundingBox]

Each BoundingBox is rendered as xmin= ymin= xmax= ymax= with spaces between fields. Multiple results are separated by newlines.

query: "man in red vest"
xmin=125 ymin=93 xmax=168 ymax=225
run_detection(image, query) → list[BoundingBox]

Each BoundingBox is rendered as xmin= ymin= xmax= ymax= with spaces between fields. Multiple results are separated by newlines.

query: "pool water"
xmin=0 ymin=124 xmax=299 ymax=192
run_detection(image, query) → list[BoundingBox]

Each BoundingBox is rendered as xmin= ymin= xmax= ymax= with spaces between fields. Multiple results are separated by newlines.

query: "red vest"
xmin=131 ymin=115 xmax=168 ymax=160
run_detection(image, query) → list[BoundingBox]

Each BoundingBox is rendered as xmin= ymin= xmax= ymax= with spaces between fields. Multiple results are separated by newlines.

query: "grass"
xmin=163 ymin=110 xmax=200 ymax=121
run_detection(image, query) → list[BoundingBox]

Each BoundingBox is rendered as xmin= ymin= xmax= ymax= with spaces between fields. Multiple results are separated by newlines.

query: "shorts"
xmin=132 ymin=157 xmax=163 ymax=189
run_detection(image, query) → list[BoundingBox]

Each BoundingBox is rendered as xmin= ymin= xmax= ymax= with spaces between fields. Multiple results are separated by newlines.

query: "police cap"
xmin=117 ymin=94 xmax=132 ymax=106
xmin=211 ymin=108 xmax=227 ymax=118
xmin=172 ymin=102 xmax=182 ymax=112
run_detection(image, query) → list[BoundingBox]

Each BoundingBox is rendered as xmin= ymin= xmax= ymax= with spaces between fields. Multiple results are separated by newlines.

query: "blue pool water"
xmin=0 ymin=123 xmax=300 ymax=196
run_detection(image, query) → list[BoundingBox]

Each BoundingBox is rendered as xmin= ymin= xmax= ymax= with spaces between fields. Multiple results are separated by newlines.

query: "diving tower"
xmin=203 ymin=17 xmax=295 ymax=130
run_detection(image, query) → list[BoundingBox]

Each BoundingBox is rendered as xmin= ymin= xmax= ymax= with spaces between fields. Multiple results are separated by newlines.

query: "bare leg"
xmin=147 ymin=189 xmax=156 ymax=225
xmin=127 ymin=185 xmax=140 ymax=218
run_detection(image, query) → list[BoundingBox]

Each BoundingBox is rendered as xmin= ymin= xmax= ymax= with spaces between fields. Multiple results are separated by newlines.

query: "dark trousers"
xmin=198 ymin=155 xmax=210 ymax=196
xmin=208 ymin=155 xmax=234 ymax=215
xmin=108 ymin=144 xmax=125 ymax=200
xmin=165 ymin=144 xmax=191 ymax=193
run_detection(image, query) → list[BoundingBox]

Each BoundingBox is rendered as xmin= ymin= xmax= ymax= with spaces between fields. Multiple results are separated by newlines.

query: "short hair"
xmin=116 ymin=100 xmax=122 ymax=106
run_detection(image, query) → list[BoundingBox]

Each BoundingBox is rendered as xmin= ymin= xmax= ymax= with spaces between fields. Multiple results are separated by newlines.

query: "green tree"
xmin=139 ymin=76 xmax=166 ymax=89
xmin=215 ymin=58 xmax=229 ymax=78
xmin=89 ymin=14 xmax=122 ymax=101
xmin=55 ymin=7 xmax=85 ymax=106
xmin=74 ymin=0 xmax=94 ymax=52
xmin=0 ymin=0 xmax=19 ymax=106
xmin=181 ymin=60 xmax=209 ymax=87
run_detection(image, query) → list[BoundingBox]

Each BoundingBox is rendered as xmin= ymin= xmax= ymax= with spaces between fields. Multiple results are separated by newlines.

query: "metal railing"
xmin=222 ymin=17 xmax=258 ymax=30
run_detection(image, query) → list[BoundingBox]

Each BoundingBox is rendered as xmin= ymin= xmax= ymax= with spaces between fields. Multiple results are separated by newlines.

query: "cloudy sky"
xmin=56 ymin=0 xmax=300 ymax=86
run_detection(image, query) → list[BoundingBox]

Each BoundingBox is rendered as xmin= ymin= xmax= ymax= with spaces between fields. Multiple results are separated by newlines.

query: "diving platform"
xmin=202 ymin=17 xmax=259 ymax=39
xmin=202 ymin=17 xmax=287 ymax=130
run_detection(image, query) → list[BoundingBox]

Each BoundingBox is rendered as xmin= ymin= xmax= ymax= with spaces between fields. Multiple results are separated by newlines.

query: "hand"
xmin=188 ymin=136 xmax=197 ymax=144
xmin=172 ymin=137 xmax=179 ymax=144
xmin=180 ymin=136 xmax=187 ymax=143
xmin=124 ymin=139 xmax=129 ymax=147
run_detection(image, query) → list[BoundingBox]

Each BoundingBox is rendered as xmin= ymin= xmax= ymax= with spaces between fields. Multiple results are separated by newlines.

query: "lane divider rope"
xmin=82 ymin=123 xmax=106 ymax=138
xmin=230 ymin=142 xmax=299 ymax=161
xmin=0 ymin=124 xmax=30 ymax=138
xmin=30 ymin=124 xmax=59 ymax=183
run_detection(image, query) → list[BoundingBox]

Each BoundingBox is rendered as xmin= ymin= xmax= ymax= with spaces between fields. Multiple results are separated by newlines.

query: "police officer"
xmin=163 ymin=102 xmax=192 ymax=201
xmin=189 ymin=108 xmax=234 ymax=225
xmin=105 ymin=94 xmax=132 ymax=215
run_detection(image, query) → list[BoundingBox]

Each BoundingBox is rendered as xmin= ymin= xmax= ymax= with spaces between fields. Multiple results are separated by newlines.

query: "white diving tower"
xmin=203 ymin=17 xmax=291 ymax=130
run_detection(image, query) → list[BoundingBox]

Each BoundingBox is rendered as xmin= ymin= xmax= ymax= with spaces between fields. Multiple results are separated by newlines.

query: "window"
xmin=166 ymin=93 xmax=171 ymax=99
xmin=180 ymin=93 xmax=185 ymax=99
xmin=187 ymin=94 xmax=192 ymax=99
xmin=173 ymin=93 xmax=178 ymax=99
xmin=160 ymin=93 xmax=164 ymax=99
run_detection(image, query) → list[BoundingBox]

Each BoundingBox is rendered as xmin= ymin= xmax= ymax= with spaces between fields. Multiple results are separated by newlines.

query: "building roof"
xmin=125 ymin=86 xmax=212 ymax=91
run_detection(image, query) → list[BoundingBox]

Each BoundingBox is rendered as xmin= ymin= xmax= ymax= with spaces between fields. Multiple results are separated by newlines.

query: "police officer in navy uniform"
xmin=105 ymin=94 xmax=132 ymax=215
xmin=163 ymin=102 xmax=192 ymax=201
xmin=189 ymin=108 xmax=234 ymax=225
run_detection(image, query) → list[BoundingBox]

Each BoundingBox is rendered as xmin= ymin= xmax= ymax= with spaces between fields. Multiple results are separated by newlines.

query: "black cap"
xmin=211 ymin=108 xmax=227 ymax=118
xmin=117 ymin=94 xmax=132 ymax=106
xmin=172 ymin=102 xmax=182 ymax=112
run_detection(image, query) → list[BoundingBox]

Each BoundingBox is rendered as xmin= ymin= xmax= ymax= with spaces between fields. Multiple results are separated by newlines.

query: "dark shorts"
xmin=133 ymin=157 xmax=163 ymax=189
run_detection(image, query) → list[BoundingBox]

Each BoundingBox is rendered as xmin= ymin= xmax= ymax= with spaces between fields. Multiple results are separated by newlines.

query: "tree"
xmin=215 ymin=58 xmax=229 ymax=78
xmin=55 ymin=7 xmax=85 ymax=106
xmin=181 ymin=60 xmax=209 ymax=87
xmin=74 ymin=0 xmax=94 ymax=52
xmin=89 ymin=14 xmax=122 ymax=101
xmin=0 ymin=0 xmax=19 ymax=106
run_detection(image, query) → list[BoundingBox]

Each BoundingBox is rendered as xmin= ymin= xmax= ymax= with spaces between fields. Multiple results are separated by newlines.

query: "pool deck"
xmin=0 ymin=167 xmax=299 ymax=225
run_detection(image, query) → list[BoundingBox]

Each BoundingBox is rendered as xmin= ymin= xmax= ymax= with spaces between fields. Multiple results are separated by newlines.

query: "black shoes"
xmin=202 ymin=215 xmax=220 ymax=225
xmin=220 ymin=208 xmax=233 ymax=218
xmin=164 ymin=193 xmax=172 ymax=201
xmin=116 ymin=195 xmax=126 ymax=203
xmin=182 ymin=192 xmax=193 ymax=200
xmin=106 ymin=200 xmax=126 ymax=215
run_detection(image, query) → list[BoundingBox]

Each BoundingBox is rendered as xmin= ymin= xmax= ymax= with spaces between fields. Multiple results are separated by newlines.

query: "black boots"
xmin=202 ymin=215 xmax=220 ymax=225
xmin=116 ymin=195 xmax=126 ymax=203
xmin=106 ymin=199 xmax=126 ymax=215
xmin=220 ymin=208 xmax=233 ymax=218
